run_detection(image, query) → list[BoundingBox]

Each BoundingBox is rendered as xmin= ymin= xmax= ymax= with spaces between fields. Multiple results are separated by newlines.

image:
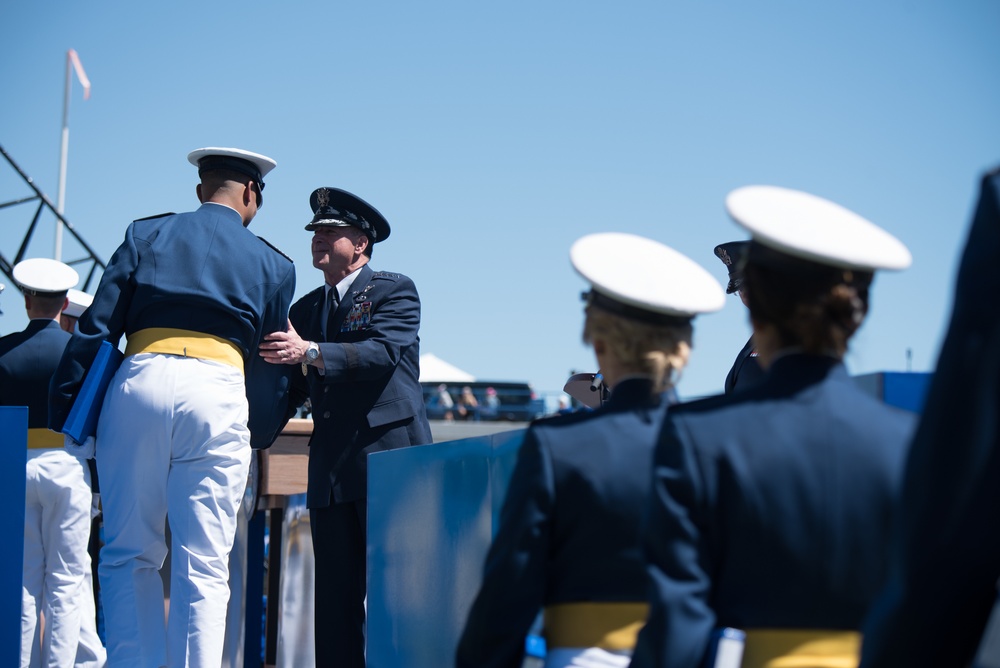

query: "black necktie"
xmin=324 ymin=288 xmax=339 ymax=341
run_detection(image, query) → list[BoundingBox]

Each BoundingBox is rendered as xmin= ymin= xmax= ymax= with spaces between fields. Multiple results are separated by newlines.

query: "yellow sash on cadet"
xmin=544 ymin=602 xmax=649 ymax=650
xmin=741 ymin=629 xmax=861 ymax=668
xmin=125 ymin=328 xmax=244 ymax=372
xmin=27 ymin=428 xmax=64 ymax=449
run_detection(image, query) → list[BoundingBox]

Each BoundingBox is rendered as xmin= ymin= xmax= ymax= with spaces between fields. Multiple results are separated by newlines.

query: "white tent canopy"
xmin=419 ymin=353 xmax=475 ymax=383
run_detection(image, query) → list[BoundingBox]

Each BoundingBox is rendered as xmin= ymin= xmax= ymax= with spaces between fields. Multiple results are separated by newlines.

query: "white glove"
xmin=64 ymin=434 xmax=96 ymax=460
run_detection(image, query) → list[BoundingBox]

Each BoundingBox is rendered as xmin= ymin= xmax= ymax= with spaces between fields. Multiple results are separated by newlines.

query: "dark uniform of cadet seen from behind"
xmin=632 ymin=186 xmax=918 ymax=668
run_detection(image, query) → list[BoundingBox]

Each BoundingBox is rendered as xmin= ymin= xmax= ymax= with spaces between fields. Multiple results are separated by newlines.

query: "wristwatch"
xmin=302 ymin=342 xmax=320 ymax=375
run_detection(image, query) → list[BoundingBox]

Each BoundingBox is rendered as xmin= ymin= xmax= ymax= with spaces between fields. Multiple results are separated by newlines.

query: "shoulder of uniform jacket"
xmin=132 ymin=212 xmax=175 ymax=222
xmin=257 ymin=237 xmax=294 ymax=263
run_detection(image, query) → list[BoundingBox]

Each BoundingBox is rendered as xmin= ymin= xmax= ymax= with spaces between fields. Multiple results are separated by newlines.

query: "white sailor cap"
xmin=187 ymin=147 xmax=277 ymax=185
xmin=63 ymin=289 xmax=94 ymax=318
xmin=571 ymin=232 xmax=725 ymax=324
xmin=12 ymin=258 xmax=79 ymax=295
xmin=726 ymin=186 xmax=912 ymax=271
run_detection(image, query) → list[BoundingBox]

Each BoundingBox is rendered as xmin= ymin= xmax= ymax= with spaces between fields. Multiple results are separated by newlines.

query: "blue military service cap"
xmin=571 ymin=232 xmax=725 ymax=325
xmin=725 ymin=186 xmax=911 ymax=272
xmin=713 ymin=240 xmax=750 ymax=294
xmin=305 ymin=187 xmax=391 ymax=244
xmin=12 ymin=258 xmax=79 ymax=296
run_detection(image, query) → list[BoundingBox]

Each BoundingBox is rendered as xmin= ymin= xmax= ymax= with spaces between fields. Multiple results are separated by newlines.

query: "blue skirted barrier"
xmin=1 ymin=407 xmax=28 ymax=666
xmin=368 ymin=428 xmax=526 ymax=667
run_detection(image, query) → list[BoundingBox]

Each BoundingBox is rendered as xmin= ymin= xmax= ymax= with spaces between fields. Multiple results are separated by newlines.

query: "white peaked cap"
xmin=726 ymin=186 xmax=912 ymax=271
xmin=187 ymin=147 xmax=276 ymax=180
xmin=64 ymin=289 xmax=94 ymax=318
xmin=13 ymin=258 xmax=79 ymax=294
xmin=571 ymin=232 xmax=726 ymax=321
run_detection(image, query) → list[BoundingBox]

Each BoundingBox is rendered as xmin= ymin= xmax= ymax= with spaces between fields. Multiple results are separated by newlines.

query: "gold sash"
xmin=544 ymin=602 xmax=649 ymax=650
xmin=125 ymin=328 xmax=243 ymax=372
xmin=741 ymin=629 xmax=861 ymax=668
xmin=27 ymin=428 xmax=64 ymax=449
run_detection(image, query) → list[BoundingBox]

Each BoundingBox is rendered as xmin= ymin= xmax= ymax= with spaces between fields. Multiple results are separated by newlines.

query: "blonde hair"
xmin=582 ymin=305 xmax=693 ymax=392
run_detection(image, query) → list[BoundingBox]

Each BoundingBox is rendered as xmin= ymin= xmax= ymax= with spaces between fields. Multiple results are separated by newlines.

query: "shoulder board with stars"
xmin=372 ymin=271 xmax=401 ymax=281
xmin=133 ymin=212 xmax=175 ymax=222
xmin=258 ymin=237 xmax=293 ymax=263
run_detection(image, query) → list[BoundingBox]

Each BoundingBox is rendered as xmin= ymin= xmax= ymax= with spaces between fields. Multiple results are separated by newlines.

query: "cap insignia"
xmin=316 ymin=188 xmax=330 ymax=209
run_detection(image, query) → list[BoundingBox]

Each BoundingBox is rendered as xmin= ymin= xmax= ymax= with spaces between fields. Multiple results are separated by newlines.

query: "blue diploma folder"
xmin=62 ymin=340 xmax=124 ymax=444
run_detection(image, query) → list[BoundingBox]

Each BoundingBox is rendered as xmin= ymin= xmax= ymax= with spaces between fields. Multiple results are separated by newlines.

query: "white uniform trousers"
xmin=96 ymin=353 xmax=250 ymax=668
xmin=22 ymin=448 xmax=106 ymax=668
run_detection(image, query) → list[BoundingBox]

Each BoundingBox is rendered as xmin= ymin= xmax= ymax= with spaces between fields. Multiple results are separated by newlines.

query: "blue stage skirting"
xmin=2 ymin=407 xmax=28 ymax=666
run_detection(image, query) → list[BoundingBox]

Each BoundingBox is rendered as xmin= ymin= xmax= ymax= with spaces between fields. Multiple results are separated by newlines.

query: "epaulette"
xmin=133 ymin=212 xmax=175 ymax=222
xmin=258 ymin=237 xmax=294 ymax=263
xmin=372 ymin=271 xmax=401 ymax=280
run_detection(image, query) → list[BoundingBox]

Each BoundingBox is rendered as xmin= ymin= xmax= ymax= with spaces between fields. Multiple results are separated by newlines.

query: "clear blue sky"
xmin=2 ymin=1 xmax=998 ymax=402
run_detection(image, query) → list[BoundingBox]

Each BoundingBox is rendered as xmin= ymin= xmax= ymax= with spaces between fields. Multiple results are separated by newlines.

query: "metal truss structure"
xmin=0 ymin=142 xmax=105 ymax=294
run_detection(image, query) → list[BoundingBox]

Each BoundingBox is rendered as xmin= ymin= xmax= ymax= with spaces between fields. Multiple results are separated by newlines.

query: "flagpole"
xmin=56 ymin=49 xmax=72 ymax=261
xmin=55 ymin=49 xmax=90 ymax=261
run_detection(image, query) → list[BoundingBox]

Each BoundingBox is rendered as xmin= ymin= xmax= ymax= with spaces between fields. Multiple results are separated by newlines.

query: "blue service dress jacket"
xmin=48 ymin=203 xmax=296 ymax=448
xmin=860 ymin=168 xmax=1000 ymax=668
xmin=1 ymin=319 xmax=71 ymax=427
xmin=286 ymin=264 xmax=432 ymax=508
xmin=723 ymin=336 xmax=764 ymax=394
xmin=456 ymin=378 xmax=668 ymax=668
xmin=630 ymin=354 xmax=917 ymax=668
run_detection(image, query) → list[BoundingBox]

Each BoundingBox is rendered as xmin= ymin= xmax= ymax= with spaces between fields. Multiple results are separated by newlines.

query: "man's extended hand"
xmin=259 ymin=321 xmax=309 ymax=365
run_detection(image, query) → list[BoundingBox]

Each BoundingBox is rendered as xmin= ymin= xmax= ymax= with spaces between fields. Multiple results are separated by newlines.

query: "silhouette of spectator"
xmin=434 ymin=383 xmax=455 ymax=421
xmin=457 ymin=385 xmax=479 ymax=421
xmin=480 ymin=387 xmax=500 ymax=420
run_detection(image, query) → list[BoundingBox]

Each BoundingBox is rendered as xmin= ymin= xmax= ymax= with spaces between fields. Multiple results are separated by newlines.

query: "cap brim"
xmin=13 ymin=258 xmax=79 ymax=293
xmin=726 ymin=186 xmax=912 ymax=271
xmin=187 ymin=147 xmax=276 ymax=179
xmin=570 ymin=232 xmax=725 ymax=318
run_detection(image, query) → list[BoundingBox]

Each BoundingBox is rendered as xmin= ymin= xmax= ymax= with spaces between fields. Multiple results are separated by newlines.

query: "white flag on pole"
xmin=68 ymin=49 xmax=91 ymax=100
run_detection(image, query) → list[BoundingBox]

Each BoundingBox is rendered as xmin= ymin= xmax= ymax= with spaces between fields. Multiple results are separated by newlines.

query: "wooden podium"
xmin=259 ymin=418 xmax=311 ymax=497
